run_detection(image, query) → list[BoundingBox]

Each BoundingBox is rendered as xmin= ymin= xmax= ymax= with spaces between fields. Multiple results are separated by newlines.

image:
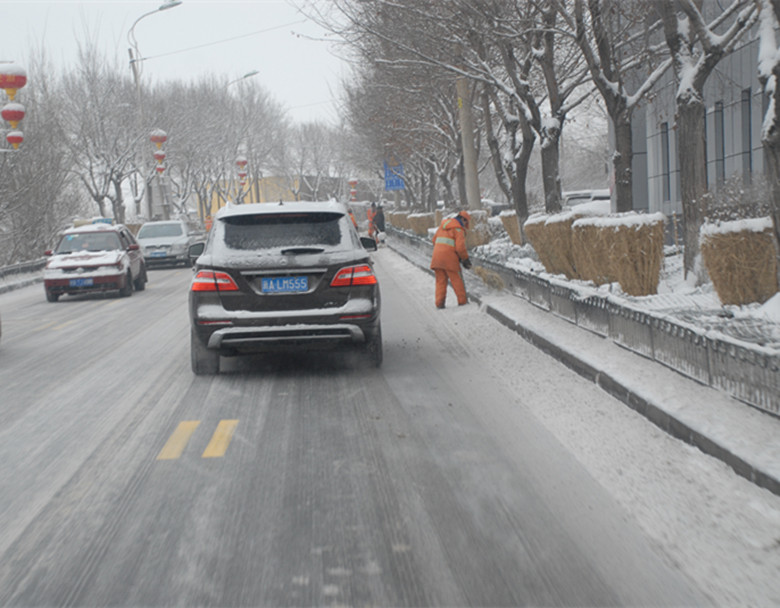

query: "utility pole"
xmin=456 ymin=75 xmax=481 ymax=210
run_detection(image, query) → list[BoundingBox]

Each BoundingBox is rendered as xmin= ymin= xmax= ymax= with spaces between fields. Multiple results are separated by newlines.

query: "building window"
xmin=742 ymin=88 xmax=752 ymax=183
xmin=661 ymin=122 xmax=671 ymax=202
xmin=714 ymin=101 xmax=725 ymax=183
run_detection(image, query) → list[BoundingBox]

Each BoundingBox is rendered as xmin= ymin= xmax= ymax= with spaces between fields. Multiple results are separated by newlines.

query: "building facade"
xmin=643 ymin=24 xmax=766 ymax=221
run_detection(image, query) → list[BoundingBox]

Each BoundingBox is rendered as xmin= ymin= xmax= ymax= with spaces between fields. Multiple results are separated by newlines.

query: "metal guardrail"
xmin=0 ymin=258 xmax=45 ymax=280
xmin=389 ymin=227 xmax=779 ymax=418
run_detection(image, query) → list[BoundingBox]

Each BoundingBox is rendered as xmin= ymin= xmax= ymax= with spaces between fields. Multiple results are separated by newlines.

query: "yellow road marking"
xmin=54 ymin=320 xmax=77 ymax=331
xmin=157 ymin=421 xmax=200 ymax=460
xmin=202 ymin=419 xmax=239 ymax=458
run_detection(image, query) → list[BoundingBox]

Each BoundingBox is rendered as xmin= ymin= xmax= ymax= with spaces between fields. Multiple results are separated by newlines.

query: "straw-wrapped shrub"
xmin=408 ymin=213 xmax=436 ymax=236
xmin=388 ymin=211 xmax=410 ymax=230
xmin=572 ymin=213 xmax=665 ymax=295
xmin=543 ymin=212 xmax=580 ymax=279
xmin=571 ymin=221 xmax=614 ymax=284
xmin=524 ymin=212 xmax=581 ymax=278
xmin=465 ymin=209 xmax=491 ymax=248
xmin=524 ymin=214 xmax=556 ymax=272
xmin=499 ymin=211 xmax=524 ymax=245
xmin=700 ymin=217 xmax=779 ymax=305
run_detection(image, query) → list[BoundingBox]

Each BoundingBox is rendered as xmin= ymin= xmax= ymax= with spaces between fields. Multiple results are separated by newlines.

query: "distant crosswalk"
xmin=157 ymin=420 xmax=239 ymax=460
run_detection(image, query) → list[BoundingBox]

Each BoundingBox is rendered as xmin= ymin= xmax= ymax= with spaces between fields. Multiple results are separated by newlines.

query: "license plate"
xmin=261 ymin=276 xmax=308 ymax=293
xmin=151 ymin=251 xmax=167 ymax=257
xmin=69 ymin=277 xmax=94 ymax=287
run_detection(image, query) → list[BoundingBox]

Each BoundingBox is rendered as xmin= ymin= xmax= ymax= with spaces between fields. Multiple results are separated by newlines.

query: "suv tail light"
xmin=191 ymin=270 xmax=239 ymax=292
xmin=330 ymin=265 xmax=378 ymax=287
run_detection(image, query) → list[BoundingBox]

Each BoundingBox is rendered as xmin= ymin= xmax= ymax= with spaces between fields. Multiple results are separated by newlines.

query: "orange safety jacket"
xmin=430 ymin=217 xmax=468 ymax=271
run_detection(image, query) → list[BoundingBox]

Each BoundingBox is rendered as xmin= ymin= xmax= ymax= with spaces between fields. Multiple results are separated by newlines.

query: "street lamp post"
xmin=227 ymin=70 xmax=259 ymax=88
xmin=127 ymin=0 xmax=182 ymax=219
xmin=127 ymin=0 xmax=183 ymax=99
xmin=229 ymin=72 xmax=259 ymax=205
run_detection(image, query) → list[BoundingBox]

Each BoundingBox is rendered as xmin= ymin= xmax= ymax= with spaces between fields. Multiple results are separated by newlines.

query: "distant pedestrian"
xmin=374 ymin=205 xmax=386 ymax=243
xmin=430 ymin=211 xmax=472 ymax=308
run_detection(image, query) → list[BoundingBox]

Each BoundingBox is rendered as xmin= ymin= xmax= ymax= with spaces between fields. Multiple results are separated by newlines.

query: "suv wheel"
xmin=364 ymin=324 xmax=383 ymax=367
xmin=134 ymin=266 xmax=147 ymax=291
xmin=45 ymin=289 xmax=59 ymax=303
xmin=191 ymin=329 xmax=220 ymax=375
xmin=119 ymin=271 xmax=133 ymax=297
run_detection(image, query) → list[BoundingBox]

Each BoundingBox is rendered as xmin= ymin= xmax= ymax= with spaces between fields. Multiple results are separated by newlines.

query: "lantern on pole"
xmin=150 ymin=128 xmax=167 ymax=149
xmin=2 ymin=102 xmax=25 ymax=129
xmin=153 ymin=150 xmax=166 ymax=164
xmin=236 ymin=156 xmax=247 ymax=169
xmin=155 ymin=165 xmax=165 ymax=175
xmin=348 ymin=177 xmax=358 ymax=202
xmin=0 ymin=63 xmax=27 ymax=101
xmin=6 ymin=131 xmax=23 ymax=150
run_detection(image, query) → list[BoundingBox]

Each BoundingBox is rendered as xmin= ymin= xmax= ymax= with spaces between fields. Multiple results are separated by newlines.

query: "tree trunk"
xmin=541 ymin=132 xmax=562 ymax=214
xmin=456 ymin=152 xmax=467 ymax=208
xmin=613 ymin=110 xmax=634 ymax=213
xmin=678 ymin=97 xmax=708 ymax=279
xmin=763 ymin=79 xmax=780 ymax=285
xmin=511 ymin=126 xmax=534 ymax=236
xmin=427 ymin=157 xmax=437 ymax=212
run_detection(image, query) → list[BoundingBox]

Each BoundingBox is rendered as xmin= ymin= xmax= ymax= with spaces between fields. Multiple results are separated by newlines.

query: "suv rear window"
xmin=222 ymin=212 xmax=343 ymax=250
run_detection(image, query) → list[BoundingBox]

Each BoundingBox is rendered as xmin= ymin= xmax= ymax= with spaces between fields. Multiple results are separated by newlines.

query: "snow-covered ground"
xmin=382 ymin=243 xmax=780 ymax=607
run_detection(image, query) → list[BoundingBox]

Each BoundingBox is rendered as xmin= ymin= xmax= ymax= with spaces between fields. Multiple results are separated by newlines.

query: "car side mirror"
xmin=128 ymin=243 xmax=140 ymax=251
xmin=44 ymin=249 xmax=53 ymax=256
xmin=360 ymin=236 xmax=378 ymax=251
xmin=189 ymin=242 xmax=205 ymax=259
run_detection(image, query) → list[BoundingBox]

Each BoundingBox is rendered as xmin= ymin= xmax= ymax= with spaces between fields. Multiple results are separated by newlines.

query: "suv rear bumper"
xmin=205 ymin=323 xmax=371 ymax=351
xmin=191 ymin=297 xmax=379 ymax=354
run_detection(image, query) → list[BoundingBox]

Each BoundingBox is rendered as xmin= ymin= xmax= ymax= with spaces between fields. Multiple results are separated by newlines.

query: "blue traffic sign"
xmin=384 ymin=162 xmax=405 ymax=191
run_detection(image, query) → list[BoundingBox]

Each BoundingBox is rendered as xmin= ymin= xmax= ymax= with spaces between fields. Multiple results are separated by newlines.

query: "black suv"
xmin=188 ymin=201 xmax=382 ymax=374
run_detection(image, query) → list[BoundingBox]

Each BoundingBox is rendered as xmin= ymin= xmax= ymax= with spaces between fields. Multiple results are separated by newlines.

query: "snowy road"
xmin=0 ymin=249 xmax=776 ymax=606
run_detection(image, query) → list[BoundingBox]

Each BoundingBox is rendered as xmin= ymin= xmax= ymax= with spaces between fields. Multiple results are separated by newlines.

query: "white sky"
xmin=0 ymin=0 xmax=346 ymax=124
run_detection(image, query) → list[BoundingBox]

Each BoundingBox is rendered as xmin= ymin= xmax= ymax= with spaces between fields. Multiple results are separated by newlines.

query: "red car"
xmin=43 ymin=223 xmax=148 ymax=302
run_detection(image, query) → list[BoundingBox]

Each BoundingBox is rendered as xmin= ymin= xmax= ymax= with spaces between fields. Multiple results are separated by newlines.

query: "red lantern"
xmin=0 ymin=64 xmax=27 ymax=101
xmin=153 ymin=150 xmax=166 ymax=164
xmin=348 ymin=178 xmax=358 ymax=202
xmin=155 ymin=165 xmax=165 ymax=174
xmin=6 ymin=130 xmax=23 ymax=149
xmin=236 ymin=156 xmax=248 ymax=169
xmin=150 ymin=129 xmax=167 ymax=149
xmin=2 ymin=102 xmax=25 ymax=128
xmin=238 ymin=170 xmax=247 ymax=179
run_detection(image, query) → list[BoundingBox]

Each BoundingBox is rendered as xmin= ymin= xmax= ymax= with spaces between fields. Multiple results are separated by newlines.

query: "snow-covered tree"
xmin=659 ymin=0 xmax=758 ymax=279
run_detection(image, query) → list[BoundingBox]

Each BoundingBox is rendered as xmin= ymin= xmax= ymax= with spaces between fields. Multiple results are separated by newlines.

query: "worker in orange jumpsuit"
xmin=430 ymin=211 xmax=472 ymax=308
xmin=348 ymin=208 xmax=358 ymax=229
xmin=367 ymin=202 xmax=377 ymax=240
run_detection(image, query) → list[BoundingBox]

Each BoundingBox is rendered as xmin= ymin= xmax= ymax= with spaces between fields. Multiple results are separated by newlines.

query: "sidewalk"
xmin=388 ymin=235 xmax=780 ymax=497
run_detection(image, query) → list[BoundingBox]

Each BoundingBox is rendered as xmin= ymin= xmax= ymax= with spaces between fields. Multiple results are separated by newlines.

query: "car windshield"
xmin=137 ymin=223 xmax=183 ymax=238
xmin=220 ymin=212 xmax=343 ymax=251
xmin=56 ymin=232 xmax=121 ymax=254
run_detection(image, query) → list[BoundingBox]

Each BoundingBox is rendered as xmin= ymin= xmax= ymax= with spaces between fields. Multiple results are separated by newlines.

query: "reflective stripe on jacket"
xmin=430 ymin=217 xmax=467 ymax=271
